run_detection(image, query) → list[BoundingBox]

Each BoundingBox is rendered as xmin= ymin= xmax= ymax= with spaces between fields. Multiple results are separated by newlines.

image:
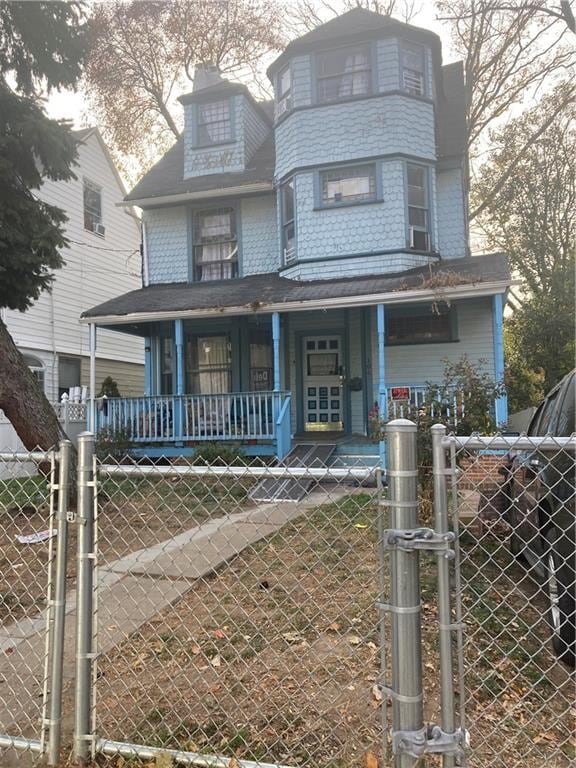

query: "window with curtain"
xmin=317 ymin=45 xmax=371 ymax=103
xmin=186 ymin=335 xmax=232 ymax=394
xmin=83 ymin=178 xmax=103 ymax=235
xmin=197 ymin=100 xmax=232 ymax=145
xmin=407 ymin=163 xmax=430 ymax=250
xmin=193 ymin=208 xmax=238 ymax=281
xmin=281 ymin=179 xmax=295 ymax=262
xmin=320 ymin=164 xmax=376 ymax=206
xmin=402 ymin=43 xmax=425 ymax=96
xmin=249 ymin=329 xmax=272 ymax=391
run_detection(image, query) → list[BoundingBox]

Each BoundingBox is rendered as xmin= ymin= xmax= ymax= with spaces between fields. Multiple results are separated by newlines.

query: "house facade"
xmin=3 ymin=128 xmax=144 ymax=403
xmin=82 ymin=9 xmax=510 ymax=460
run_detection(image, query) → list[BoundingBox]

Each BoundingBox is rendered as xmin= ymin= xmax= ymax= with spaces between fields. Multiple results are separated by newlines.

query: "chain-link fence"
xmin=438 ymin=432 xmax=575 ymax=768
xmin=0 ymin=447 xmax=58 ymax=756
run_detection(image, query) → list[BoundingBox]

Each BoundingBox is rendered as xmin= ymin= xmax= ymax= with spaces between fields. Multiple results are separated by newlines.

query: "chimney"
xmin=192 ymin=63 xmax=225 ymax=93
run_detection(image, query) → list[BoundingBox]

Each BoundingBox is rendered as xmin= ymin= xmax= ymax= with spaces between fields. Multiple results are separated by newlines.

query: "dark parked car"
xmin=501 ymin=370 xmax=575 ymax=667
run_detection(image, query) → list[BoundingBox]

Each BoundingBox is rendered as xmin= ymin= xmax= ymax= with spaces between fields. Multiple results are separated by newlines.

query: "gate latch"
xmin=383 ymin=527 xmax=455 ymax=559
xmin=393 ymin=725 xmax=468 ymax=758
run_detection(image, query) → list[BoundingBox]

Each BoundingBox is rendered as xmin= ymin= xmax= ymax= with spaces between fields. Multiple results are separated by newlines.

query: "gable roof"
xmin=268 ymin=8 xmax=442 ymax=79
xmin=82 ymin=253 xmax=510 ymax=324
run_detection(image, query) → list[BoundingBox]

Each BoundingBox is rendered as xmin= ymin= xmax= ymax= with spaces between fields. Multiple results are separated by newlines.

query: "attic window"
xmin=197 ymin=100 xmax=232 ymax=145
xmin=402 ymin=43 xmax=425 ymax=96
xmin=83 ymin=179 xmax=104 ymax=236
xmin=317 ymin=44 xmax=371 ymax=103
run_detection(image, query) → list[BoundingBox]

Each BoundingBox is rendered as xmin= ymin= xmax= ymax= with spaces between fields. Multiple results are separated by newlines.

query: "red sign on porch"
xmin=390 ymin=387 xmax=411 ymax=401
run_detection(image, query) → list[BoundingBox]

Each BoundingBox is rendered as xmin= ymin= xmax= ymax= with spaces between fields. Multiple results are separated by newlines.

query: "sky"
xmin=44 ymin=1 xmax=457 ymax=128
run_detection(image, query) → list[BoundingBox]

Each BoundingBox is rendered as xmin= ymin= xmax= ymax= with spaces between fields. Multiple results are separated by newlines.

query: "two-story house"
xmin=82 ymin=9 xmax=510 ymax=462
xmin=3 ymin=127 xmax=143 ymax=403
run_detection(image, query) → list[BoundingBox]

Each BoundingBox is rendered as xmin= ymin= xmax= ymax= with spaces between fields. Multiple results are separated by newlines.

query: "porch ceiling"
xmin=81 ymin=252 xmax=511 ymax=327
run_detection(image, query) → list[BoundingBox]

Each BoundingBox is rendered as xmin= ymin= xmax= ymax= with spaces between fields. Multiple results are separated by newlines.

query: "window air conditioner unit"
xmin=284 ymin=246 xmax=296 ymax=265
xmin=409 ymin=226 xmax=429 ymax=251
xmin=95 ymin=223 xmax=106 ymax=237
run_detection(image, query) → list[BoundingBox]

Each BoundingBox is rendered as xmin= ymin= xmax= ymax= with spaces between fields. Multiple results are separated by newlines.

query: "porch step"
xmin=250 ymin=443 xmax=336 ymax=502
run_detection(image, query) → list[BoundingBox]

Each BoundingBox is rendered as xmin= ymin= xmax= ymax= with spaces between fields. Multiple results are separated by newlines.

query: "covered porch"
xmin=81 ymin=254 xmax=510 ymax=461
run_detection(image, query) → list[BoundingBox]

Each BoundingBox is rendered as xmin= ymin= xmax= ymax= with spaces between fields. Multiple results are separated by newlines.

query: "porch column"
xmin=174 ymin=319 xmax=184 ymax=440
xmin=492 ymin=294 xmax=508 ymax=427
xmin=377 ymin=305 xmax=387 ymax=469
xmin=88 ymin=323 xmax=97 ymax=432
xmin=272 ymin=312 xmax=281 ymax=391
xmin=144 ymin=336 xmax=152 ymax=397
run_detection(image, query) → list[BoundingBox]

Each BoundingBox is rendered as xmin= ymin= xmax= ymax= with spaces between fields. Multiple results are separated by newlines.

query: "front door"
xmin=302 ymin=335 xmax=344 ymax=432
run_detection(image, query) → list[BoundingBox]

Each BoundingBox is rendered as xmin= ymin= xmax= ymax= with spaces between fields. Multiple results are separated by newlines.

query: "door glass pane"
xmin=308 ymin=353 xmax=338 ymax=376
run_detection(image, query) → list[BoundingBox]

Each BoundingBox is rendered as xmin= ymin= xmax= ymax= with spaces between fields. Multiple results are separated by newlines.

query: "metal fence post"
xmin=385 ymin=418 xmax=423 ymax=768
xmin=74 ymin=432 xmax=95 ymax=764
xmin=431 ymin=424 xmax=456 ymax=768
xmin=46 ymin=439 xmax=72 ymax=767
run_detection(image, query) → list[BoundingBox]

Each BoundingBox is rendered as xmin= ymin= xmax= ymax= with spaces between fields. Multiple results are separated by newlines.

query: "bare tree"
xmin=290 ymin=0 xmax=419 ymax=32
xmin=84 ymin=0 xmax=286 ymax=177
xmin=436 ymin=1 xmax=575 ymax=218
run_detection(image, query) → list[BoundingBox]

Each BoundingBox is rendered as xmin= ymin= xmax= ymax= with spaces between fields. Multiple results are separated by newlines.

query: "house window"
xmin=320 ymin=164 xmax=376 ymax=206
xmin=160 ymin=337 xmax=174 ymax=395
xmin=386 ymin=306 xmax=456 ymax=345
xmin=317 ymin=44 xmax=371 ymax=103
xmin=83 ymin=179 xmax=103 ymax=236
xmin=249 ymin=329 xmax=272 ymax=391
xmin=407 ymin=163 xmax=430 ymax=250
xmin=58 ymin=356 xmax=81 ymax=400
xmin=277 ymin=65 xmax=292 ymax=116
xmin=186 ymin=334 xmax=232 ymax=394
xmin=197 ymin=100 xmax=232 ymax=145
xmin=193 ymin=207 xmax=238 ymax=281
xmin=23 ymin=355 xmax=45 ymax=393
xmin=402 ymin=43 xmax=425 ymax=96
xmin=281 ymin=179 xmax=295 ymax=263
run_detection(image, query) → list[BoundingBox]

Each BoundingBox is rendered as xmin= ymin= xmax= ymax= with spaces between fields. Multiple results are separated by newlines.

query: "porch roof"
xmin=81 ymin=253 xmax=511 ymax=326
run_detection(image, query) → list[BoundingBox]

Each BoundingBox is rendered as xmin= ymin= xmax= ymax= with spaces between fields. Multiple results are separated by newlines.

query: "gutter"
xmin=117 ymin=182 xmax=274 ymax=208
xmin=80 ymin=279 xmax=516 ymax=327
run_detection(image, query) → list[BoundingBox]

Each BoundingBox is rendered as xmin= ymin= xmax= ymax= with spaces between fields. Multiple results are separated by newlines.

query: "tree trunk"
xmin=0 ymin=318 xmax=63 ymax=451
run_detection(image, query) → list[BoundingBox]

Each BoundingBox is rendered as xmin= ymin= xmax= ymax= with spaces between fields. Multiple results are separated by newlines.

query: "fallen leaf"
xmin=213 ymin=629 xmax=225 ymax=639
xmin=328 ymin=622 xmax=340 ymax=632
xmin=355 ymin=523 xmax=368 ymax=529
xmin=365 ymin=750 xmax=379 ymax=768
xmin=282 ymin=631 xmax=303 ymax=644
xmin=372 ymin=684 xmax=383 ymax=702
xmin=190 ymin=644 xmax=201 ymax=655
xmin=210 ymin=654 xmax=222 ymax=668
xmin=348 ymin=635 xmax=362 ymax=645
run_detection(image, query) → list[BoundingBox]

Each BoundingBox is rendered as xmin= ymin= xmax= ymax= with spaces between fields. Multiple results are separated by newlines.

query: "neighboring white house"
xmin=2 ymin=127 xmax=144 ymax=404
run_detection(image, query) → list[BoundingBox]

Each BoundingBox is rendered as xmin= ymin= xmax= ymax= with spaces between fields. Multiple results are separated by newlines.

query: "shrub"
xmin=95 ymin=426 xmax=134 ymax=461
xmin=98 ymin=376 xmax=120 ymax=398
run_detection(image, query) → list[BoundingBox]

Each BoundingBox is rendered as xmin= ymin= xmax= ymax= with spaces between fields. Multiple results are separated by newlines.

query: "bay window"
xmin=193 ymin=207 xmax=238 ymax=281
xmin=317 ymin=44 xmax=371 ymax=103
xmin=320 ymin=164 xmax=377 ymax=206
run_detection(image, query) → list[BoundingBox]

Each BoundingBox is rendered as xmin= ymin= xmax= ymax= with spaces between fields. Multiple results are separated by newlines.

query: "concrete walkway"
xmin=0 ymin=487 xmax=344 ymax=747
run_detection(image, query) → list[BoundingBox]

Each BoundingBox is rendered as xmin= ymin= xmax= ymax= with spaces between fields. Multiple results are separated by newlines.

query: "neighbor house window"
xmin=407 ymin=163 xmax=430 ymax=250
xmin=402 ymin=43 xmax=425 ymax=96
xmin=58 ymin=356 xmax=81 ymax=400
xmin=317 ymin=44 xmax=371 ymax=103
xmin=186 ymin=334 xmax=232 ymax=394
xmin=23 ymin=355 xmax=45 ymax=393
xmin=386 ymin=306 xmax=456 ymax=345
xmin=320 ymin=164 xmax=377 ymax=206
xmin=83 ymin=179 xmax=103 ymax=235
xmin=277 ymin=65 xmax=292 ymax=116
xmin=281 ymin=179 xmax=295 ymax=262
xmin=197 ymin=100 xmax=232 ymax=145
xmin=193 ymin=207 xmax=238 ymax=281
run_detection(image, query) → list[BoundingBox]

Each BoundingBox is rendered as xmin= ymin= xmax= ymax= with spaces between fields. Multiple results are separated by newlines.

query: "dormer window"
xmin=197 ymin=100 xmax=232 ymax=146
xmin=193 ymin=207 xmax=238 ymax=281
xmin=277 ymin=65 xmax=292 ymax=116
xmin=402 ymin=43 xmax=425 ymax=96
xmin=317 ymin=44 xmax=371 ymax=103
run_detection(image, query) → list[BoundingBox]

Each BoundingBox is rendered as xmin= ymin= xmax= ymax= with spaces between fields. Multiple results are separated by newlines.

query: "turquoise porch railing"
xmin=95 ymin=392 xmax=290 ymax=444
xmin=386 ymin=385 xmax=467 ymax=425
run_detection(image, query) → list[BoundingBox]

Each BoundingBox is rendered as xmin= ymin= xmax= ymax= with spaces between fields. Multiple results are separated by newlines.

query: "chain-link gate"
xmin=0 ymin=442 xmax=72 ymax=763
xmin=431 ymin=429 xmax=575 ymax=768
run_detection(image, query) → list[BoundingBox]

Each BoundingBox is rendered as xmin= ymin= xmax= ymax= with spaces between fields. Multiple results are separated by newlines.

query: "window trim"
xmin=385 ymin=304 xmax=458 ymax=346
xmin=400 ymin=40 xmax=426 ymax=97
xmin=83 ymin=177 xmax=104 ymax=237
xmin=405 ymin=161 xmax=432 ymax=252
xmin=314 ymin=42 xmax=374 ymax=105
xmin=315 ymin=162 xmax=381 ymax=209
xmin=192 ymin=97 xmax=235 ymax=149
xmin=185 ymin=332 xmax=233 ymax=395
xmin=280 ymin=178 xmax=296 ymax=265
xmin=191 ymin=204 xmax=239 ymax=282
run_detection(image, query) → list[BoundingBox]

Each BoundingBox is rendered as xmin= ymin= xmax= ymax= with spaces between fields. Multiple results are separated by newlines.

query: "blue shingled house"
xmin=82 ymin=8 xmax=510 ymax=462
